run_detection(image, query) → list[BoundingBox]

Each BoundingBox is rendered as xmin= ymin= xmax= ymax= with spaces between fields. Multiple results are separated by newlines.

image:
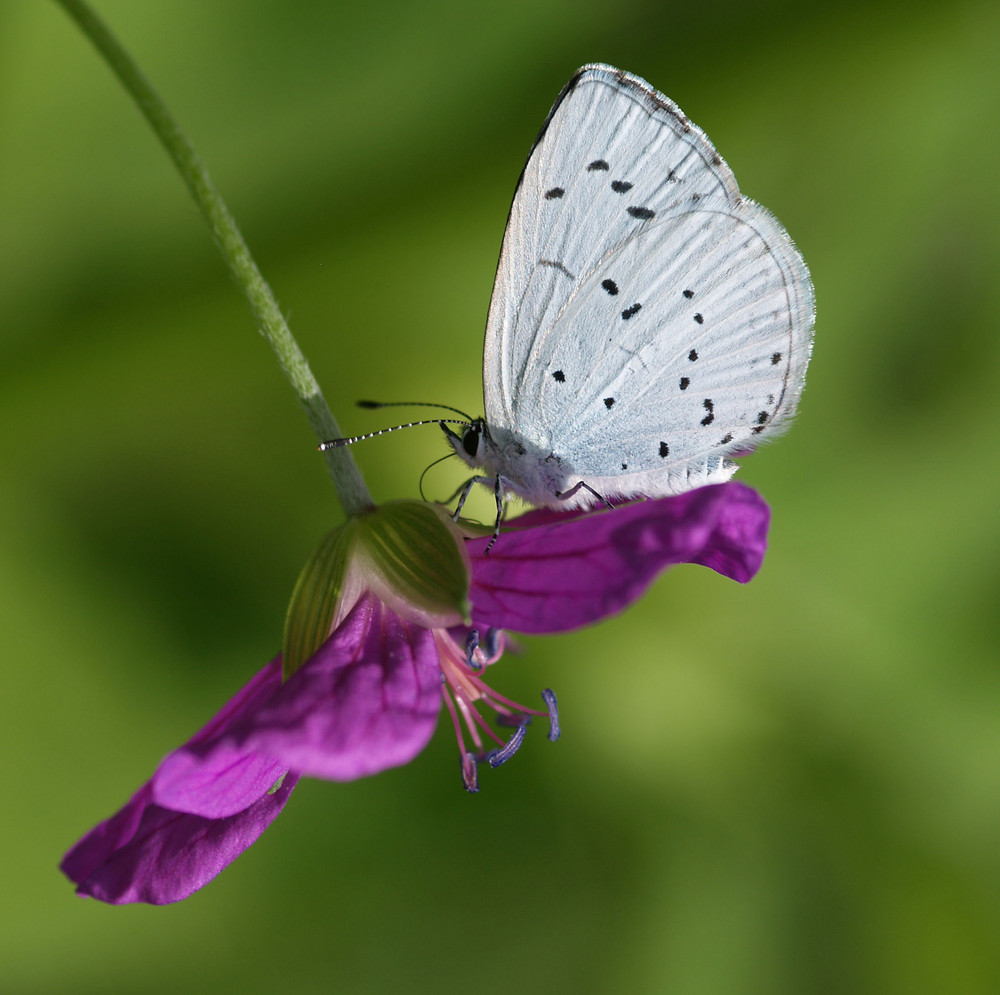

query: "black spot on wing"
xmin=679 ymin=377 xmax=690 ymax=390
xmin=693 ymin=313 xmax=704 ymax=324
xmin=771 ymin=352 xmax=783 ymax=365
xmin=621 ymin=303 xmax=642 ymax=320
xmin=688 ymin=349 xmax=698 ymax=362
xmin=611 ymin=180 xmax=633 ymax=193
xmin=621 ymin=462 xmax=628 ymax=470
xmin=552 ymin=370 xmax=565 ymax=383
xmin=700 ymin=399 xmax=715 ymax=426
xmin=627 ymin=206 xmax=655 ymax=220
xmin=601 ymin=279 xmax=619 ymax=296
xmin=587 ymin=159 xmax=610 ymax=171
xmin=659 ymin=442 xmax=669 ymax=458
xmin=752 ymin=411 xmax=770 ymax=434
xmin=719 ymin=433 xmax=733 ymax=445
xmin=683 ymin=289 xmax=694 ymax=298
xmin=545 ymin=187 xmax=564 ymax=199
xmin=604 ymin=397 xmax=615 ymax=409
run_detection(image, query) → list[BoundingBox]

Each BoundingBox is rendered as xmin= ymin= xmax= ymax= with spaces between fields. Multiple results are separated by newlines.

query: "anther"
xmin=464 ymin=629 xmax=482 ymax=670
xmin=542 ymin=689 xmax=560 ymax=741
xmin=486 ymin=722 xmax=528 ymax=767
xmin=462 ymin=752 xmax=480 ymax=793
xmin=482 ymin=627 xmax=501 ymax=660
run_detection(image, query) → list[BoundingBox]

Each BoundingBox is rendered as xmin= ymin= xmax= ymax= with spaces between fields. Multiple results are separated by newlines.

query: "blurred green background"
xmin=3 ymin=0 xmax=999 ymax=991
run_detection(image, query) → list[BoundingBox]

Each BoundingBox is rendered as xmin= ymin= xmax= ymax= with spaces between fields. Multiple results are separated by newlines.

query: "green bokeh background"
xmin=3 ymin=1 xmax=999 ymax=991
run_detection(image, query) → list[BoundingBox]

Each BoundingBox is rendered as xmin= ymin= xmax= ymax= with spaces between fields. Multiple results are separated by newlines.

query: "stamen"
xmin=441 ymin=681 xmax=468 ymax=749
xmin=486 ymin=722 xmax=527 ymax=767
xmin=435 ymin=627 xmax=559 ymax=791
xmin=454 ymin=692 xmax=492 ymax=752
xmin=475 ymin=683 xmax=547 ymax=718
xmin=542 ymin=688 xmax=560 ymax=741
xmin=462 ymin=695 xmax=504 ymax=750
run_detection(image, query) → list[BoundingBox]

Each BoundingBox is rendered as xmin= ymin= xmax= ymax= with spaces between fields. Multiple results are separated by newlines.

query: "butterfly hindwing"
xmin=541 ymin=201 xmax=813 ymax=481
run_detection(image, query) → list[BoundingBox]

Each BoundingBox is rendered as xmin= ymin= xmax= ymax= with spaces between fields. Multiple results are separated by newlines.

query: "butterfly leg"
xmin=555 ymin=480 xmax=615 ymax=510
xmin=484 ymin=474 xmax=506 ymax=555
xmin=450 ymin=475 xmax=493 ymax=521
xmin=446 ymin=477 xmax=475 ymax=515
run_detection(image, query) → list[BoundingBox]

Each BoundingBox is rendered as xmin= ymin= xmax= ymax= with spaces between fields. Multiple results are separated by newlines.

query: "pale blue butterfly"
xmin=329 ymin=65 xmax=814 ymax=548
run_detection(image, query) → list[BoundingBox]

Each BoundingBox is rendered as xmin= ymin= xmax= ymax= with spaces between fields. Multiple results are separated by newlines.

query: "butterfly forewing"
xmin=485 ymin=65 xmax=743 ymax=431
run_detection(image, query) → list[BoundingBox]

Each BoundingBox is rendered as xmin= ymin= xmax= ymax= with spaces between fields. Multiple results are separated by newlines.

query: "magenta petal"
xmin=237 ymin=595 xmax=442 ymax=779
xmin=168 ymin=595 xmax=443 ymax=783
xmin=60 ymin=773 xmax=298 ymax=905
xmin=467 ymin=482 xmax=770 ymax=633
xmin=62 ymin=660 xmax=296 ymax=903
xmin=153 ymin=658 xmax=285 ymax=818
xmin=61 ymin=783 xmax=154 ymax=891
xmin=154 ymin=746 xmax=287 ymax=819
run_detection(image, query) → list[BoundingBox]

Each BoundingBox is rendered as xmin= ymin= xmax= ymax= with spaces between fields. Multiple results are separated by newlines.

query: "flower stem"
xmin=52 ymin=0 xmax=374 ymax=517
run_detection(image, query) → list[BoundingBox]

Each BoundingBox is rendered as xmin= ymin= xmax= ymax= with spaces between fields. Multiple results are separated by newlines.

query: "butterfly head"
xmin=441 ymin=417 xmax=489 ymax=470
xmin=441 ymin=418 xmax=577 ymax=510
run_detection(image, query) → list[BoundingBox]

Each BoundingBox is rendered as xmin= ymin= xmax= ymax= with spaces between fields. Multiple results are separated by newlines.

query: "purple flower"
xmin=62 ymin=482 xmax=768 ymax=904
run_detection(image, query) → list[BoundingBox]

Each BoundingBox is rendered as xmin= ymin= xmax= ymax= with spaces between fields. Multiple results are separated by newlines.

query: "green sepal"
xmin=282 ymin=520 xmax=358 ymax=681
xmin=281 ymin=502 xmax=471 ymax=682
xmin=356 ymin=502 xmax=471 ymax=627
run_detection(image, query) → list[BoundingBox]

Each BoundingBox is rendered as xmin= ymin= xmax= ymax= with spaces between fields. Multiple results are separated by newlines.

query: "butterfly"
xmin=325 ymin=65 xmax=814 ymax=549
xmin=432 ymin=64 xmax=815 ymax=542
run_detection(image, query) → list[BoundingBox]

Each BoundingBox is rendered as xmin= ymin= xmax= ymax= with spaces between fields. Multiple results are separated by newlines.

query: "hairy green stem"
xmin=53 ymin=0 xmax=373 ymax=517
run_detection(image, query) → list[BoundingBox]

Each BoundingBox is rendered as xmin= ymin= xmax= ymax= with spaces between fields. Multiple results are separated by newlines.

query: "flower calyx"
xmin=283 ymin=501 xmax=471 ymax=679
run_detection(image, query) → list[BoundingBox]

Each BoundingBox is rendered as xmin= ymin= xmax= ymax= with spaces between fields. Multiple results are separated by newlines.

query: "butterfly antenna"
xmin=319 ymin=419 xmax=468 ymax=450
xmin=357 ymin=399 xmax=476 ymax=422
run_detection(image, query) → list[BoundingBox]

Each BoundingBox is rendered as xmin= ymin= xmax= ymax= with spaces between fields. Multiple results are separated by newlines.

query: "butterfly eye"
xmin=461 ymin=425 xmax=480 ymax=458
